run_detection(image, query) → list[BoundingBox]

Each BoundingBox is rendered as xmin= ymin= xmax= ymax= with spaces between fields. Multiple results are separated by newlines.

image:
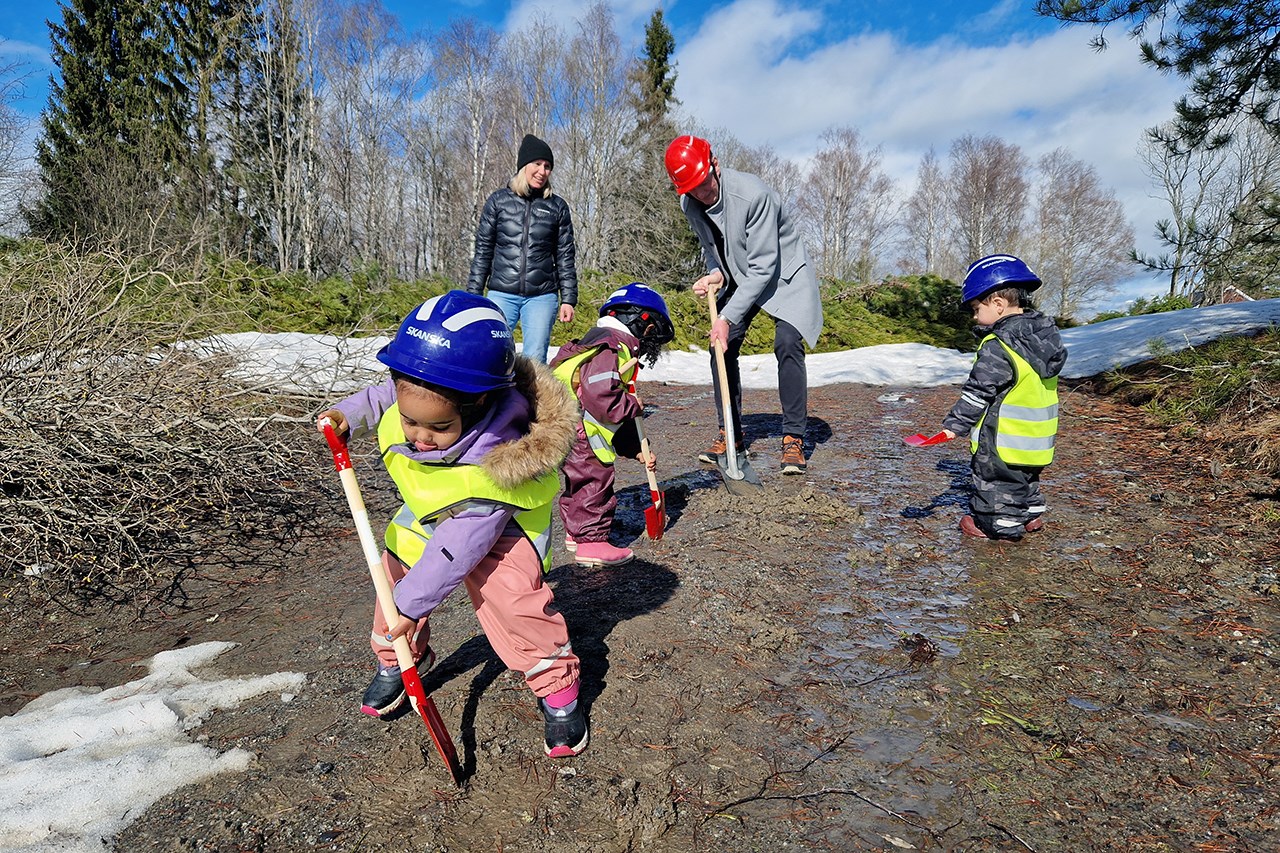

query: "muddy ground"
xmin=3 ymin=379 xmax=1279 ymax=852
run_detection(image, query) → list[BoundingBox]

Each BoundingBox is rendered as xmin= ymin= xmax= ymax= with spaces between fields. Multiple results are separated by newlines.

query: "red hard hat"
xmin=665 ymin=135 xmax=712 ymax=194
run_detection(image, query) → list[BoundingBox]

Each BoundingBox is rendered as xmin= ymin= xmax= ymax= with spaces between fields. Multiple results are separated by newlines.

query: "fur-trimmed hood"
xmin=477 ymin=356 xmax=579 ymax=489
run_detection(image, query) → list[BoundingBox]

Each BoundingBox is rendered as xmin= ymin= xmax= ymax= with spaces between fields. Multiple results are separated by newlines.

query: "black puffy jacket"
xmin=466 ymin=187 xmax=578 ymax=306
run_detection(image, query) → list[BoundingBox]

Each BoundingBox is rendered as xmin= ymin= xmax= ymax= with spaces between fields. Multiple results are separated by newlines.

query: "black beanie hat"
xmin=516 ymin=133 xmax=554 ymax=171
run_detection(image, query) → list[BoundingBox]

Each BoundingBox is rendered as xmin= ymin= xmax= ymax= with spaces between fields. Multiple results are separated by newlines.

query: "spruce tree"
xmin=617 ymin=8 xmax=700 ymax=289
xmin=25 ymin=0 xmax=237 ymax=250
xmin=634 ymin=8 xmax=677 ymax=128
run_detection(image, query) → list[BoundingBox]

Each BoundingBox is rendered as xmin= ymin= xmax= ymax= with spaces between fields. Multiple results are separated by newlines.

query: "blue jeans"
xmin=485 ymin=291 xmax=559 ymax=364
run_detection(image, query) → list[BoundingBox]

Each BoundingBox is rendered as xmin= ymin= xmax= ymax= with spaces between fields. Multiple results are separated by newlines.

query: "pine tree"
xmin=614 ymin=8 xmax=700 ymax=289
xmin=1037 ymin=1 xmax=1280 ymax=290
xmin=1038 ymin=1 xmax=1280 ymax=150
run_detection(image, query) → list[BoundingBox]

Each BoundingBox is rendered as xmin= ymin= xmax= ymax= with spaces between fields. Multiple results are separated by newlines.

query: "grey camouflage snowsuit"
xmin=942 ymin=309 xmax=1068 ymax=539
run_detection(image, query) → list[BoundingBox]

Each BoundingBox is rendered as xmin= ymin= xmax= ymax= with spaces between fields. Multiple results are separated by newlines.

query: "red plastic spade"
xmin=903 ymin=431 xmax=952 ymax=447
xmin=626 ymin=373 xmax=665 ymax=540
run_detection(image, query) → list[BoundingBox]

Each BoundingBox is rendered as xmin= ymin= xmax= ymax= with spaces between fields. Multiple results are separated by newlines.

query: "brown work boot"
xmin=697 ymin=429 xmax=745 ymax=464
xmin=780 ymin=435 xmax=807 ymax=474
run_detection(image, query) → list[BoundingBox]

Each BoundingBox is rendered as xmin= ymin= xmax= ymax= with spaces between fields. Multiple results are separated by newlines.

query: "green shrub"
xmin=8 ymin=238 xmax=979 ymax=355
xmin=549 ymin=271 xmax=974 ymax=356
xmin=1093 ymin=292 xmax=1194 ymax=323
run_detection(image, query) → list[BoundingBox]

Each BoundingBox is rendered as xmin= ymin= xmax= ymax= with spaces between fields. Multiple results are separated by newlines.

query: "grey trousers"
xmin=970 ymin=436 xmax=1047 ymax=538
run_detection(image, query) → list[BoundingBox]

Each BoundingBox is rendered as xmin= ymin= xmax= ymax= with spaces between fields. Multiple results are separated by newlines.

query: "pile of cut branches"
xmin=0 ymin=242 xmax=324 ymax=602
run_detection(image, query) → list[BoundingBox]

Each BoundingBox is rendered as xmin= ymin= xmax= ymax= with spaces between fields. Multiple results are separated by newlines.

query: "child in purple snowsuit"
xmin=550 ymin=283 xmax=674 ymax=567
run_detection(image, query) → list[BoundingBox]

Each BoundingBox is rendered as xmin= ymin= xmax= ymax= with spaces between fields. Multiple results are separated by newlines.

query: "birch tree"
xmin=946 ymin=134 xmax=1029 ymax=278
xmin=796 ymin=126 xmax=897 ymax=283
xmin=0 ymin=48 xmax=30 ymax=232
xmin=432 ymin=18 xmax=505 ymax=278
xmin=1140 ymin=120 xmax=1280 ymax=301
xmin=1137 ymin=120 xmax=1233 ymax=298
xmin=557 ymin=3 xmax=633 ymax=272
xmin=899 ymin=148 xmax=951 ymax=275
xmin=315 ymin=2 xmax=424 ymax=277
xmin=1031 ymin=148 xmax=1134 ymax=319
xmin=233 ymin=0 xmax=322 ymax=274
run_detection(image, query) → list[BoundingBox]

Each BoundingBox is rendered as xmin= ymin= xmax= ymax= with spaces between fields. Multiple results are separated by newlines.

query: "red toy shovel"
xmin=626 ymin=371 xmax=665 ymax=540
xmin=321 ymin=421 xmax=463 ymax=785
xmin=903 ymin=431 xmax=952 ymax=447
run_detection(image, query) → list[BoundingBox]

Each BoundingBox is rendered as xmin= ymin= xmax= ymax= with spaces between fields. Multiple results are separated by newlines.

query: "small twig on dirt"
xmin=850 ymin=669 xmax=912 ymax=687
xmin=705 ymin=735 xmax=946 ymax=842
xmin=987 ymin=821 xmax=1037 ymax=850
xmin=713 ymin=785 xmax=942 ymax=840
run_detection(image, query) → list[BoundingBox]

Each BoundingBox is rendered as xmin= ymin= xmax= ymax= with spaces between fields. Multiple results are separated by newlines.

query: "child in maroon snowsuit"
xmin=550 ymin=283 xmax=674 ymax=567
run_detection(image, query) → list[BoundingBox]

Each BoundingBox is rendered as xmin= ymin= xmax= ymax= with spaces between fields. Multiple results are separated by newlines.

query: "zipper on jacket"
xmin=519 ymin=196 xmax=532 ymax=296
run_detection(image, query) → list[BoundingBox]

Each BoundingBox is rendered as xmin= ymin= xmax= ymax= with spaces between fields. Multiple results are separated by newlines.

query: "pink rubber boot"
xmin=573 ymin=541 xmax=634 ymax=567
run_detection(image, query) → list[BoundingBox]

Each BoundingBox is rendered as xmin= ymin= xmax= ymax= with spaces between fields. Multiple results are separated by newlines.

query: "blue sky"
xmin=1 ymin=0 xmax=1185 ymax=309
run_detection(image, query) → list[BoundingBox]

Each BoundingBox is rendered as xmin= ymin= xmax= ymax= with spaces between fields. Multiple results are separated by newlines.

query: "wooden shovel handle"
xmin=625 ymin=374 xmax=661 ymax=495
xmin=321 ymin=423 xmax=416 ymax=673
xmin=704 ymin=285 xmax=743 ymax=479
xmin=320 ymin=420 xmax=462 ymax=783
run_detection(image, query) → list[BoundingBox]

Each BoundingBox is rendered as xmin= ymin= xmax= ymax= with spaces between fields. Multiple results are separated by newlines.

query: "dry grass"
xmin=1095 ymin=327 xmax=1280 ymax=477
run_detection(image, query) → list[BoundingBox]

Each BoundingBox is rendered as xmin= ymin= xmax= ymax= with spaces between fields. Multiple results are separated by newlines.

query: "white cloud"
xmin=0 ymin=37 xmax=50 ymax=68
xmin=672 ymin=0 xmax=1187 ymax=286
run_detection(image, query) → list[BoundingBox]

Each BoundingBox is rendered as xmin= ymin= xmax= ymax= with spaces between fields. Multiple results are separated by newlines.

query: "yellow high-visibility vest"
xmin=376 ymin=404 xmax=558 ymax=572
xmin=970 ymin=336 xmax=1058 ymax=467
xmin=551 ymin=342 xmax=636 ymax=464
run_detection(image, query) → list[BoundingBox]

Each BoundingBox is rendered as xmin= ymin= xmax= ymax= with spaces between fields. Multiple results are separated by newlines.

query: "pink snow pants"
xmin=369 ymin=534 xmax=579 ymax=699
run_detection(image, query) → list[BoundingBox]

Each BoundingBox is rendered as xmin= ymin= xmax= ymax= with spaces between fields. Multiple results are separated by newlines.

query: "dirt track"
xmin=3 ymin=379 xmax=1279 ymax=851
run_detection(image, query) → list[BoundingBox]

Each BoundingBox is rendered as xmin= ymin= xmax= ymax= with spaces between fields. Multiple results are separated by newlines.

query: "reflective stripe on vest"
xmin=376 ymin=404 xmax=559 ymax=573
xmin=969 ymin=335 xmax=1058 ymax=467
xmin=551 ymin=342 xmax=635 ymax=464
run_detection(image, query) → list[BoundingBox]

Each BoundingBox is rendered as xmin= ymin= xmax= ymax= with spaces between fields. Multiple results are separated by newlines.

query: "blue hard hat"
xmin=377 ymin=291 xmax=516 ymax=393
xmin=599 ymin=282 xmax=674 ymax=343
xmin=961 ymin=254 xmax=1042 ymax=304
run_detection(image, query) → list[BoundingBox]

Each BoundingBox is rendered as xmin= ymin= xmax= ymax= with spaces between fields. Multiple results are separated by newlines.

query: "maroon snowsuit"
xmin=551 ymin=324 xmax=645 ymax=544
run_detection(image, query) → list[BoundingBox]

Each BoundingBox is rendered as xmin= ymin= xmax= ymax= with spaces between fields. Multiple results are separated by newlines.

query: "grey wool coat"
xmin=680 ymin=167 xmax=824 ymax=347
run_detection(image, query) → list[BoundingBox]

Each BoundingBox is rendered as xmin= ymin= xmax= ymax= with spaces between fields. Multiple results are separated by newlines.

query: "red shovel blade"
xmin=401 ymin=664 xmax=462 ymax=784
xmin=903 ymin=431 xmax=952 ymax=447
xmin=644 ymin=489 xmax=666 ymax=540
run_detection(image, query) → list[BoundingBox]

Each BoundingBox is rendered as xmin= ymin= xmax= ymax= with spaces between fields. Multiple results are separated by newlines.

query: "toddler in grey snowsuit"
xmin=941 ymin=255 xmax=1067 ymax=540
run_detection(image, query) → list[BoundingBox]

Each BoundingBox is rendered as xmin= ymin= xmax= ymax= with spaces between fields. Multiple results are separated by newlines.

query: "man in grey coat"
xmin=665 ymin=134 xmax=824 ymax=474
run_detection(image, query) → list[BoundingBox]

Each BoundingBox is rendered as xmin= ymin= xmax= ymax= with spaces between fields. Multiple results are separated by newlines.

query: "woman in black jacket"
xmin=466 ymin=134 xmax=578 ymax=364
